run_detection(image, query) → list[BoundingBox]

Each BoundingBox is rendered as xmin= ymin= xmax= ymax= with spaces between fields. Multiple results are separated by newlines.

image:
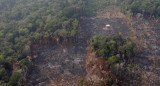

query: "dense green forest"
xmin=121 ymin=0 xmax=160 ymax=20
xmin=0 ymin=0 xmax=111 ymax=85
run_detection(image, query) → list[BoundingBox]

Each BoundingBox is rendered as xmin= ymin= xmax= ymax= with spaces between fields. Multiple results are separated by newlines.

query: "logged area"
xmin=27 ymin=44 xmax=86 ymax=86
xmin=26 ymin=31 xmax=87 ymax=86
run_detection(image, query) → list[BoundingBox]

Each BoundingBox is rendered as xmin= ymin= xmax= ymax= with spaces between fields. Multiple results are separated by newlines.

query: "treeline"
xmin=88 ymin=34 xmax=141 ymax=85
xmin=121 ymin=0 xmax=160 ymax=20
xmin=0 ymin=0 xmax=110 ymax=85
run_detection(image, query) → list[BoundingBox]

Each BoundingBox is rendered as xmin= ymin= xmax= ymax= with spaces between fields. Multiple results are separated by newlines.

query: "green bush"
xmin=108 ymin=56 xmax=120 ymax=64
xmin=0 ymin=67 xmax=9 ymax=82
xmin=8 ymin=72 xmax=21 ymax=86
xmin=20 ymin=58 xmax=29 ymax=69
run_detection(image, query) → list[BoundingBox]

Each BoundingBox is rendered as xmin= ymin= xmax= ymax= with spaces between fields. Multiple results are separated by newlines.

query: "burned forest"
xmin=0 ymin=0 xmax=160 ymax=86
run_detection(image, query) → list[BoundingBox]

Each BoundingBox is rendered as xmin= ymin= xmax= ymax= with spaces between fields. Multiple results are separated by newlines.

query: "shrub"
xmin=20 ymin=58 xmax=29 ymax=69
xmin=8 ymin=72 xmax=21 ymax=86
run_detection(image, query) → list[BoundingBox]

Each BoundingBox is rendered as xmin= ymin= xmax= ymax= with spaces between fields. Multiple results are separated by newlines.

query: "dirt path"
xmin=26 ymin=6 xmax=160 ymax=86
